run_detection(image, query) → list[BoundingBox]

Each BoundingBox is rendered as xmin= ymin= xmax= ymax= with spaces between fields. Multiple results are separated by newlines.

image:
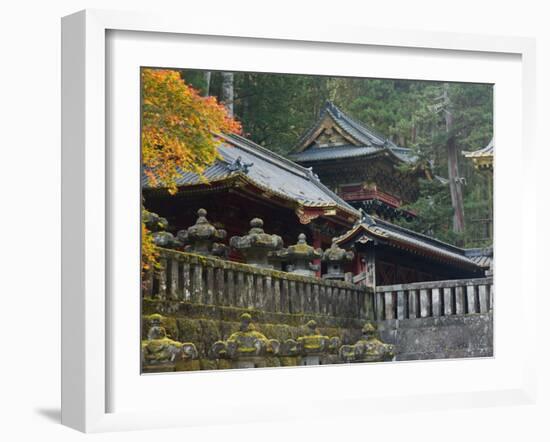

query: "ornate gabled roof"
xmin=463 ymin=138 xmax=494 ymax=170
xmin=289 ymin=101 xmax=417 ymax=164
xmin=142 ymin=133 xmax=361 ymax=222
xmin=334 ymin=214 xmax=482 ymax=270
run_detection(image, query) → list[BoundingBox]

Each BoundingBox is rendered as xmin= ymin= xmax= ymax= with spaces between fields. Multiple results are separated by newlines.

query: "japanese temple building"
xmin=463 ymin=137 xmax=494 ymax=255
xmin=289 ymin=101 xmax=426 ymax=221
xmin=463 ymin=137 xmax=494 ymax=171
xmin=143 ymin=129 xmax=488 ymax=285
xmin=140 ymin=101 xmax=494 ymax=371
xmin=334 ymin=214 xmax=486 ymax=287
xmin=143 ymin=132 xmax=361 ymax=259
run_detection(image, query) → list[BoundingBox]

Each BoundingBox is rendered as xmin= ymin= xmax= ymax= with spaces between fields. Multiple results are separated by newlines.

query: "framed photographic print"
xmin=61 ymin=9 xmax=537 ymax=433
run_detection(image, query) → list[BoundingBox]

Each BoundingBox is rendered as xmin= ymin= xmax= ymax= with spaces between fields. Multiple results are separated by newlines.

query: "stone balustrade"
xmin=374 ymin=277 xmax=493 ymax=321
xmin=143 ymin=247 xmax=373 ymax=319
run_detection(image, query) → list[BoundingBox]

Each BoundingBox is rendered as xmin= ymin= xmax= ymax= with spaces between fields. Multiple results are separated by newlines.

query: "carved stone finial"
xmin=297 ymin=319 xmax=330 ymax=365
xmin=143 ymin=210 xmax=181 ymax=249
xmin=209 ymin=313 xmax=279 ymax=369
xmin=322 ymin=239 xmax=354 ymax=280
xmin=146 ymin=313 xmax=166 ymax=340
xmin=143 ymin=210 xmax=169 ymax=232
xmin=339 ymin=322 xmax=395 ymax=363
xmin=176 ymin=208 xmax=228 ymax=257
xmin=152 ymin=231 xmax=180 ymax=248
xmin=271 ymin=233 xmax=322 ymax=277
xmin=306 ymin=319 xmax=318 ymax=333
xmin=239 ymin=312 xmax=253 ymax=332
xmin=362 ymin=322 xmax=377 ymax=337
xmin=141 ymin=314 xmax=188 ymax=372
xmin=229 ymin=218 xmax=283 ymax=268
xmin=250 ymin=218 xmax=263 ymax=230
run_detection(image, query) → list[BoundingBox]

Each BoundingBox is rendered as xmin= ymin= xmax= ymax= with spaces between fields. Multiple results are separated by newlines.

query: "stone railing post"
xmin=443 ymin=287 xmax=453 ymax=316
xmin=147 ymin=248 xmax=372 ymax=319
xmin=455 ymin=286 xmax=466 ymax=315
xmin=375 ymin=277 xmax=493 ymax=321
xmin=396 ymin=290 xmax=406 ymax=319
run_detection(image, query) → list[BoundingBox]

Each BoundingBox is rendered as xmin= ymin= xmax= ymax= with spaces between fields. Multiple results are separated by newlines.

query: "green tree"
xmin=177 ymin=69 xmax=493 ymax=247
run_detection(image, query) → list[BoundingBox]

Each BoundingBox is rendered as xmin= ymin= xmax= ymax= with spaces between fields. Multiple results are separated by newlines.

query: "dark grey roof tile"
xmin=292 ymin=101 xmax=416 ymax=164
xmin=143 ymin=133 xmax=360 ymax=217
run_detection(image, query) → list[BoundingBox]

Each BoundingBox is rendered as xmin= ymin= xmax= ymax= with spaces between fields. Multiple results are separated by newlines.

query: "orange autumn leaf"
xmin=141 ymin=68 xmax=241 ymax=194
xmin=141 ymin=68 xmax=241 ymax=273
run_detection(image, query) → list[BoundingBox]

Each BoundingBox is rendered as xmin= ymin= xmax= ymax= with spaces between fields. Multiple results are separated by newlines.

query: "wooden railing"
xmin=340 ymin=188 xmax=402 ymax=207
xmin=374 ymin=277 xmax=493 ymax=321
xmin=143 ymin=248 xmax=373 ymax=319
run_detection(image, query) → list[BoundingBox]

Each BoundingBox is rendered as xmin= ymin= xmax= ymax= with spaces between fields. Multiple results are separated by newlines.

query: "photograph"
xmin=1 ymin=0 xmax=545 ymax=438
xmin=140 ymin=67 xmax=494 ymax=373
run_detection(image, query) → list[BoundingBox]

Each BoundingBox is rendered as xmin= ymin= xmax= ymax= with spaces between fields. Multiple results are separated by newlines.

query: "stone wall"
xmin=142 ymin=261 xmax=494 ymax=370
xmin=143 ymin=300 xmax=493 ymax=368
xmin=142 ymin=300 xmax=366 ymax=368
xmin=377 ymin=313 xmax=493 ymax=361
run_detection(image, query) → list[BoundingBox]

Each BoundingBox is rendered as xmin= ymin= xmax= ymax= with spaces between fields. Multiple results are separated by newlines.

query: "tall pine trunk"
xmin=221 ymin=72 xmax=234 ymax=117
xmin=443 ymin=83 xmax=465 ymax=240
xmin=203 ymin=71 xmax=211 ymax=96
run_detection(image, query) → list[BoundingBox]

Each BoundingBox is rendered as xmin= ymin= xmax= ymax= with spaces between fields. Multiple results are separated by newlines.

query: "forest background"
xmin=174 ymin=69 xmax=494 ymax=248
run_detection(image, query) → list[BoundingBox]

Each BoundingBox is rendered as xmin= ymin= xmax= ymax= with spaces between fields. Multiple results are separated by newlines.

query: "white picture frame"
xmin=61 ymin=9 xmax=537 ymax=433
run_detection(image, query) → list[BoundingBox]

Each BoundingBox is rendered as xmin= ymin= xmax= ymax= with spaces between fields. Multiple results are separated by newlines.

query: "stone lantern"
xmin=152 ymin=231 xmax=181 ymax=249
xmin=141 ymin=314 xmax=198 ymax=373
xmin=274 ymin=233 xmax=322 ymax=277
xmin=210 ymin=313 xmax=280 ymax=369
xmin=143 ymin=209 xmax=181 ymax=249
xmin=177 ymin=208 xmax=228 ymax=257
xmin=339 ymin=322 xmax=395 ymax=363
xmin=278 ymin=338 xmax=300 ymax=367
xmin=229 ymin=218 xmax=283 ymax=268
xmin=296 ymin=320 xmax=329 ymax=366
xmin=143 ymin=210 xmax=168 ymax=232
xmin=322 ymin=239 xmax=354 ymax=280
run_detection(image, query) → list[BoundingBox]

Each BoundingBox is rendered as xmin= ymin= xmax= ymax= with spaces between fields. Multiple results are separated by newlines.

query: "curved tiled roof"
xmin=291 ymin=101 xmax=417 ymax=164
xmin=290 ymin=144 xmax=417 ymax=163
xmin=142 ymin=133 xmax=360 ymax=219
xmin=335 ymin=214 xmax=483 ymax=270
xmin=464 ymin=137 xmax=494 ymax=159
xmin=463 ymin=138 xmax=494 ymax=170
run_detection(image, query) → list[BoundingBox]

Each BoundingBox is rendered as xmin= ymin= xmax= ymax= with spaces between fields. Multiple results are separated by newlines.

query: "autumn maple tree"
xmin=141 ymin=68 xmax=241 ymax=273
xmin=142 ymin=68 xmax=241 ymax=193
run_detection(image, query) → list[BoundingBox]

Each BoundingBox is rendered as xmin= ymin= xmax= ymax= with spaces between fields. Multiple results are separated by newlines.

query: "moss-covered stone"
xmin=265 ymin=357 xmax=281 ymax=367
xmin=256 ymin=323 xmax=294 ymax=342
xmin=199 ymin=319 xmax=222 ymax=344
xmin=217 ymin=359 xmax=232 ymax=370
xmin=225 ymin=314 xmax=271 ymax=357
xmin=340 ymin=322 xmax=395 ymax=363
xmin=176 ymin=318 xmax=202 ymax=346
xmin=199 ymin=359 xmax=218 ymax=371
xmin=142 ymin=313 xmax=178 ymax=340
xmin=142 ymin=300 xmax=368 ymax=372
xmin=141 ymin=335 xmax=183 ymax=373
xmin=157 ymin=247 xmax=368 ymax=289
xmin=175 ymin=359 xmax=201 ymax=371
xmin=279 ymin=356 xmax=299 ymax=367
xmin=296 ymin=320 xmax=329 ymax=355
